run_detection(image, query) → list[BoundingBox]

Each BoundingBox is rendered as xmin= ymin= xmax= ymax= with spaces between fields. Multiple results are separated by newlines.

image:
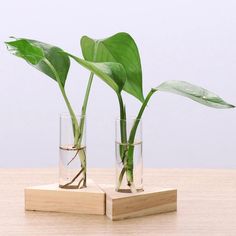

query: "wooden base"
xmin=100 ymin=185 xmax=177 ymax=220
xmin=25 ymin=179 xmax=105 ymax=215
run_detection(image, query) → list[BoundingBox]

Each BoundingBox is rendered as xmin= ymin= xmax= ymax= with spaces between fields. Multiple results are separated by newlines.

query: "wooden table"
xmin=0 ymin=169 xmax=236 ymax=235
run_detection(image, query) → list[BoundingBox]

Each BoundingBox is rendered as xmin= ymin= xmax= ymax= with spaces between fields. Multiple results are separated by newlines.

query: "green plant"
xmin=71 ymin=32 xmax=234 ymax=192
xmin=5 ymin=38 xmax=126 ymax=188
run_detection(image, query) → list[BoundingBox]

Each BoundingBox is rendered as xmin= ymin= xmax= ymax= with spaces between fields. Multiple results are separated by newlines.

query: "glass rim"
xmin=115 ymin=116 xmax=141 ymax=122
xmin=60 ymin=112 xmax=86 ymax=119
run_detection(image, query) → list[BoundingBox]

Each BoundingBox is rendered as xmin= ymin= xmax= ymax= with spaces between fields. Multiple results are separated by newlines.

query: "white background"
xmin=0 ymin=0 xmax=235 ymax=168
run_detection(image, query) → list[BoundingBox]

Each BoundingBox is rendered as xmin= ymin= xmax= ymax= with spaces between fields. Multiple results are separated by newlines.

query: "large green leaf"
xmin=156 ymin=80 xmax=234 ymax=108
xmin=80 ymin=32 xmax=144 ymax=102
xmin=66 ymin=53 xmax=126 ymax=93
xmin=5 ymin=38 xmax=70 ymax=87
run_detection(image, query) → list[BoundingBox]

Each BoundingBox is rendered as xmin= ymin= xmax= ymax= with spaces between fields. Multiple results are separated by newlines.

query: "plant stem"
xmin=117 ymin=89 xmax=157 ymax=191
xmin=69 ymin=73 xmax=94 ymax=188
xmin=129 ymin=89 xmax=156 ymax=144
xmin=73 ymin=41 xmax=100 ymax=187
xmin=117 ymin=92 xmax=130 ymax=190
xmin=78 ymin=39 xmax=100 ymax=144
xmin=117 ymin=94 xmax=127 ymax=159
xmin=79 ymin=148 xmax=87 ymax=187
xmin=117 ymin=93 xmax=127 ymax=161
xmin=77 ymin=72 xmax=94 ymax=147
xmin=75 ymin=41 xmax=100 ymax=186
xmin=43 ymin=58 xmax=80 ymax=146
xmin=126 ymin=89 xmax=156 ymax=183
xmin=117 ymin=93 xmax=127 ymax=144
xmin=44 ymin=58 xmax=86 ymax=189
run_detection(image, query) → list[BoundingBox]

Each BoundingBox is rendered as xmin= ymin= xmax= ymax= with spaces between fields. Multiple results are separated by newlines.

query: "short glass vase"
xmin=59 ymin=113 xmax=86 ymax=189
xmin=115 ymin=117 xmax=143 ymax=193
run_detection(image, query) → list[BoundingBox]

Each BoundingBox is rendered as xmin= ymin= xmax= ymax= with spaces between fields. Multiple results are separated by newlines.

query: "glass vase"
xmin=115 ymin=117 xmax=143 ymax=193
xmin=59 ymin=113 xmax=86 ymax=189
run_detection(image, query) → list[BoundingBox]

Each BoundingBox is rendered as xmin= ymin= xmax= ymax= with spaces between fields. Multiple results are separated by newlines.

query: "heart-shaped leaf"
xmin=156 ymin=80 xmax=234 ymax=108
xmin=66 ymin=53 xmax=127 ymax=93
xmin=80 ymin=32 xmax=144 ymax=102
xmin=5 ymin=38 xmax=70 ymax=87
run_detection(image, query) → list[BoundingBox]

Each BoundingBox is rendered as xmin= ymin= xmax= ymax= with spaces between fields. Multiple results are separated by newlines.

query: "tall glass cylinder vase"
xmin=115 ymin=118 xmax=143 ymax=193
xmin=59 ymin=113 xmax=86 ymax=189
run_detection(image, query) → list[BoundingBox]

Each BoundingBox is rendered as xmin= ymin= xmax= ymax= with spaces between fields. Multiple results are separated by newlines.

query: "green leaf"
xmin=80 ymin=32 xmax=144 ymax=102
xmin=5 ymin=38 xmax=70 ymax=87
xmin=156 ymin=80 xmax=234 ymax=109
xmin=66 ymin=53 xmax=127 ymax=93
xmin=6 ymin=38 xmax=81 ymax=146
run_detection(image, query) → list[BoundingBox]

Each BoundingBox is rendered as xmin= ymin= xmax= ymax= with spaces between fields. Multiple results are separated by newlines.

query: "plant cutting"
xmin=5 ymin=37 xmax=126 ymax=189
xmin=5 ymin=38 xmax=89 ymax=188
xmin=66 ymin=32 xmax=235 ymax=193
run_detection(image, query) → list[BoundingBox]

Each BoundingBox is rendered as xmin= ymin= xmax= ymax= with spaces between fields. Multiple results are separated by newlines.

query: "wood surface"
xmin=0 ymin=169 xmax=236 ymax=235
xmin=25 ymin=180 xmax=105 ymax=215
xmin=101 ymin=185 xmax=177 ymax=220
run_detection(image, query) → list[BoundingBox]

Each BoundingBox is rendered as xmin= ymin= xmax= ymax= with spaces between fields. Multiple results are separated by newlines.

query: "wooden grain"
xmin=101 ymin=185 xmax=177 ymax=220
xmin=0 ymin=169 xmax=236 ymax=235
xmin=25 ymin=180 xmax=105 ymax=215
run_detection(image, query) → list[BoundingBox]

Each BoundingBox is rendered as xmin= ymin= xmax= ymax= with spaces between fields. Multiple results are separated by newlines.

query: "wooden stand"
xmin=100 ymin=185 xmax=177 ymax=220
xmin=25 ymin=180 xmax=177 ymax=219
xmin=25 ymin=179 xmax=105 ymax=215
